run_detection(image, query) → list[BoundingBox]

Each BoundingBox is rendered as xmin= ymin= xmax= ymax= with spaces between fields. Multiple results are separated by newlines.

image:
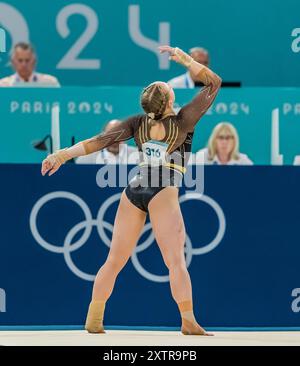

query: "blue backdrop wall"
xmin=0 ymin=165 xmax=299 ymax=328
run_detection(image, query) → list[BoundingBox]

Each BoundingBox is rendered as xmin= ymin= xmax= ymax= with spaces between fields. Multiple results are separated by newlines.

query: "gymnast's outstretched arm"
xmin=41 ymin=115 xmax=139 ymax=176
xmin=159 ymin=45 xmax=222 ymax=132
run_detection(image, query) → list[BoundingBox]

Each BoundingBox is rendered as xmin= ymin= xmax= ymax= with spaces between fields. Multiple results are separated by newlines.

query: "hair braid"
xmin=140 ymin=83 xmax=170 ymax=120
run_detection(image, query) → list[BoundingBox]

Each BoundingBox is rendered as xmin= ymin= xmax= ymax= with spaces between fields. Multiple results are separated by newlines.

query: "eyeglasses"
xmin=217 ymin=135 xmax=234 ymax=141
xmin=16 ymin=58 xmax=32 ymax=64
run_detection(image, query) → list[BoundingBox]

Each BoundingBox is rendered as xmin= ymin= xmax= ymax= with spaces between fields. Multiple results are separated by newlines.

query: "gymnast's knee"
xmin=103 ymin=256 xmax=127 ymax=273
xmin=164 ymin=255 xmax=186 ymax=272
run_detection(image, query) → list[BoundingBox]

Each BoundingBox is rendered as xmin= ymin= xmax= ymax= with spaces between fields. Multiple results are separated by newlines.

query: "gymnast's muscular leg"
xmin=85 ymin=191 xmax=146 ymax=333
xmin=148 ymin=187 xmax=212 ymax=336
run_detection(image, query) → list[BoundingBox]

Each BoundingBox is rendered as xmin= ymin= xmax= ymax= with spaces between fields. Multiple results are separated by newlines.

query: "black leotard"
xmin=83 ymin=69 xmax=222 ymax=211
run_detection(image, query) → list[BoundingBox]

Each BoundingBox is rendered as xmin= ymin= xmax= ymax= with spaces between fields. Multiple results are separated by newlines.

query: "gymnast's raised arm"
xmin=41 ymin=115 xmax=138 ymax=176
xmin=159 ymin=45 xmax=222 ymax=132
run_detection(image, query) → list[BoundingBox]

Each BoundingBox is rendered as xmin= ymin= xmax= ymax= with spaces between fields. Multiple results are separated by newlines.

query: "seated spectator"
xmin=76 ymin=119 xmax=138 ymax=164
xmin=196 ymin=122 xmax=253 ymax=165
xmin=0 ymin=42 xmax=60 ymax=87
xmin=168 ymin=47 xmax=209 ymax=88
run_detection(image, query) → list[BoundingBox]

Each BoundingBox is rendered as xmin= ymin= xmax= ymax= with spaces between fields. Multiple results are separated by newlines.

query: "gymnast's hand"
xmin=159 ymin=45 xmax=193 ymax=68
xmin=41 ymin=149 xmax=70 ymax=176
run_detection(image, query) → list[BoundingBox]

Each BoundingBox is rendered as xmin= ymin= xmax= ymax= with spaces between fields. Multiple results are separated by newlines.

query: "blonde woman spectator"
xmin=196 ymin=122 xmax=253 ymax=165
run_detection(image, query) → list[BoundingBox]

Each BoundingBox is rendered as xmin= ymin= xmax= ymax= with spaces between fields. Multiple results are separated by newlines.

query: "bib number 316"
xmin=145 ymin=147 xmax=161 ymax=158
xmin=142 ymin=141 xmax=168 ymax=166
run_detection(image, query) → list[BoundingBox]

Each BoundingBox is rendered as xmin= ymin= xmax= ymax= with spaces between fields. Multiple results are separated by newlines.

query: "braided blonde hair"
xmin=140 ymin=82 xmax=170 ymax=121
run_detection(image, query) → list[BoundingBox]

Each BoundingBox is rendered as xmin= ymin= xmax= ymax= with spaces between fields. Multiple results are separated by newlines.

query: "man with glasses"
xmin=0 ymin=42 xmax=60 ymax=87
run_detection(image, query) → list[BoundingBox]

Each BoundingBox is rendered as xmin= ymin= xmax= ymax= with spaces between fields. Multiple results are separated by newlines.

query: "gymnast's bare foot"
xmin=85 ymin=324 xmax=106 ymax=334
xmin=181 ymin=318 xmax=214 ymax=336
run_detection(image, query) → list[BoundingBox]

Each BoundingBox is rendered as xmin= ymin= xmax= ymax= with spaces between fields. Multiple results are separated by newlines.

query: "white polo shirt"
xmin=168 ymin=72 xmax=195 ymax=89
xmin=76 ymin=144 xmax=139 ymax=165
xmin=0 ymin=72 xmax=60 ymax=87
xmin=195 ymin=148 xmax=254 ymax=165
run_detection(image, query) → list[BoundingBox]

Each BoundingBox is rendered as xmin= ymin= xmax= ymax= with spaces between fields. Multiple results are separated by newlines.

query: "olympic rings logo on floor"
xmin=29 ymin=191 xmax=226 ymax=283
